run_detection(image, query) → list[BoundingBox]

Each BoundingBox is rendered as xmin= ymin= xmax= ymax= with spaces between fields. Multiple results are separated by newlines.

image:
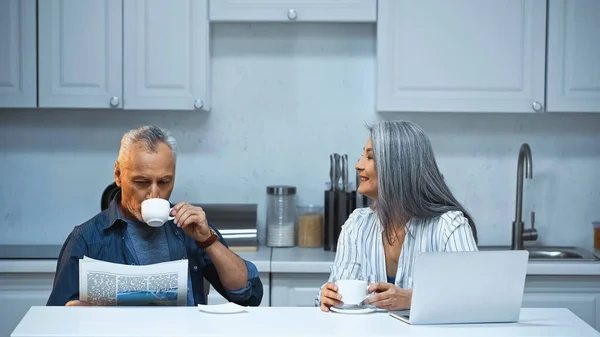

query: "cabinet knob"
xmin=287 ymin=9 xmax=297 ymax=20
xmin=532 ymin=101 xmax=543 ymax=112
xmin=194 ymin=99 xmax=204 ymax=109
xmin=109 ymin=96 xmax=119 ymax=107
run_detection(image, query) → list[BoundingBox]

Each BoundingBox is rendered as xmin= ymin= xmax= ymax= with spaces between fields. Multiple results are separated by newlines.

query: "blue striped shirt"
xmin=317 ymin=207 xmax=478 ymax=305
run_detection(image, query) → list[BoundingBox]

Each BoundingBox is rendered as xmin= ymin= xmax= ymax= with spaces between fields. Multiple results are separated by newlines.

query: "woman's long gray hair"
xmin=370 ymin=120 xmax=478 ymax=244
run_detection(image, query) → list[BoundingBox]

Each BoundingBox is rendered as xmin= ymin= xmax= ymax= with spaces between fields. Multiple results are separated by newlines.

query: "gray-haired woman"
xmin=318 ymin=120 xmax=478 ymax=312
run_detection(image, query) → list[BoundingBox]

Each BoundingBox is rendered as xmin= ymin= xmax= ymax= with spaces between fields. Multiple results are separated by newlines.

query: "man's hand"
xmin=65 ymin=300 xmax=90 ymax=306
xmin=171 ymin=202 xmax=212 ymax=242
xmin=363 ymin=282 xmax=412 ymax=310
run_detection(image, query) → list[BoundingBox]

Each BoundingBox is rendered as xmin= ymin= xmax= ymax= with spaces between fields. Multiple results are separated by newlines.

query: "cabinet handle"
xmin=532 ymin=101 xmax=543 ymax=112
xmin=194 ymin=99 xmax=204 ymax=109
xmin=109 ymin=96 xmax=119 ymax=107
xmin=287 ymin=9 xmax=297 ymax=20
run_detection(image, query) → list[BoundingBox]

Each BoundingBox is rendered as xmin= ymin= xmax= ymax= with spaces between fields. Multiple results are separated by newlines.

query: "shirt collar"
xmin=103 ymin=191 xmax=126 ymax=230
xmin=372 ymin=206 xmax=415 ymax=236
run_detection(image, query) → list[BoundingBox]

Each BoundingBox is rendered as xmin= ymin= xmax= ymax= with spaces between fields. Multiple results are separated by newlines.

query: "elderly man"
xmin=47 ymin=125 xmax=263 ymax=306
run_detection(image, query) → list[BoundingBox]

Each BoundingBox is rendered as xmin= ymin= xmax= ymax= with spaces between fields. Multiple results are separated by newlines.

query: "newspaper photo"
xmin=79 ymin=257 xmax=189 ymax=306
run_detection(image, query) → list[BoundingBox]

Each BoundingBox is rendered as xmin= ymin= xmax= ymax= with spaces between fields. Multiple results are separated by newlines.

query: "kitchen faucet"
xmin=512 ymin=143 xmax=538 ymax=250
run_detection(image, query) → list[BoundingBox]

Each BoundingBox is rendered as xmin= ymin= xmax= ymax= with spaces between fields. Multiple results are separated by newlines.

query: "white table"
xmin=11 ymin=306 xmax=600 ymax=337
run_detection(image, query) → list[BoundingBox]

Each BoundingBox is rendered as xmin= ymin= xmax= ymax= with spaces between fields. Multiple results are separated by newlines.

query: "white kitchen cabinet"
xmin=522 ymin=275 xmax=600 ymax=330
xmin=38 ymin=0 xmax=122 ymax=109
xmin=546 ymin=0 xmax=600 ymax=113
xmin=124 ymin=0 xmax=210 ymax=111
xmin=207 ymin=272 xmax=271 ymax=307
xmin=271 ymin=273 xmax=328 ymax=307
xmin=209 ymin=0 xmax=376 ymax=22
xmin=0 ymin=273 xmax=54 ymax=337
xmin=0 ymin=0 xmax=37 ymax=108
xmin=270 ymin=272 xmax=600 ymax=331
xmin=522 ymin=293 xmax=599 ymax=330
xmin=376 ymin=0 xmax=547 ymax=113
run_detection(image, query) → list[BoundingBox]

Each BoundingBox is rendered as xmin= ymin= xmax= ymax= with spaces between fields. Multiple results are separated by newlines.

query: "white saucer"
xmin=330 ymin=306 xmax=376 ymax=314
xmin=197 ymin=302 xmax=247 ymax=314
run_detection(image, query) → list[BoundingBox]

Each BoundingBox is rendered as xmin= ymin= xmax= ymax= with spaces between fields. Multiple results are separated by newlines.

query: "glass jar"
xmin=266 ymin=185 xmax=297 ymax=247
xmin=297 ymin=205 xmax=323 ymax=248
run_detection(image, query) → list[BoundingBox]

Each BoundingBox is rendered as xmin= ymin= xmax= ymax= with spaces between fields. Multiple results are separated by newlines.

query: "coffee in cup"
xmin=141 ymin=198 xmax=175 ymax=227
xmin=335 ymin=279 xmax=368 ymax=306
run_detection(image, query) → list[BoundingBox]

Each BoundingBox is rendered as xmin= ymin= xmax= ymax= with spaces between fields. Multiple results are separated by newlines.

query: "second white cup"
xmin=335 ymin=279 xmax=368 ymax=306
xmin=141 ymin=198 xmax=175 ymax=227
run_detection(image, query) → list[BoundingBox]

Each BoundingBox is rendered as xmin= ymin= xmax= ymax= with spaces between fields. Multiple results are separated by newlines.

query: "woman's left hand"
xmin=363 ymin=282 xmax=412 ymax=310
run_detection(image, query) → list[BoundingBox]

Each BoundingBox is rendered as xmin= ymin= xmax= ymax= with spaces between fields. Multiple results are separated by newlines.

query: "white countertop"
xmin=271 ymin=247 xmax=337 ymax=273
xmin=232 ymin=246 xmax=272 ymax=272
xmin=2 ymin=246 xmax=598 ymax=276
xmin=271 ymin=247 xmax=600 ymax=275
xmin=0 ymin=246 xmax=272 ymax=273
xmin=11 ymin=306 xmax=600 ymax=337
xmin=0 ymin=260 xmax=59 ymax=273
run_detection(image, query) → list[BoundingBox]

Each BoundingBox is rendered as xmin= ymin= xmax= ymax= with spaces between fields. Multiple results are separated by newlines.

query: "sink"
xmin=528 ymin=250 xmax=585 ymax=260
xmin=478 ymin=245 xmax=599 ymax=262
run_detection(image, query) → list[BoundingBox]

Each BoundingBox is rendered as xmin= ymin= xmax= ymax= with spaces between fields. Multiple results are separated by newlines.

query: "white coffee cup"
xmin=141 ymin=198 xmax=175 ymax=227
xmin=335 ymin=279 xmax=368 ymax=306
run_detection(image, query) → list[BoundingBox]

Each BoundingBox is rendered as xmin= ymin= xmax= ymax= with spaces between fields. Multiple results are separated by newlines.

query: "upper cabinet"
xmin=209 ymin=0 xmax=376 ymax=22
xmin=546 ymin=0 xmax=600 ymax=113
xmin=377 ymin=0 xmax=547 ymax=113
xmin=0 ymin=0 xmax=37 ymax=108
xmin=38 ymin=0 xmax=123 ymax=109
xmin=4 ymin=0 xmax=599 ymax=113
xmin=36 ymin=0 xmax=210 ymax=111
xmin=124 ymin=0 xmax=210 ymax=110
xmin=377 ymin=0 xmax=600 ymax=113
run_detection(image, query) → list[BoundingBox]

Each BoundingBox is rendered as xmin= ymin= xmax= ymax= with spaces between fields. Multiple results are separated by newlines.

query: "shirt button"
xmin=193 ymin=266 xmax=198 ymax=271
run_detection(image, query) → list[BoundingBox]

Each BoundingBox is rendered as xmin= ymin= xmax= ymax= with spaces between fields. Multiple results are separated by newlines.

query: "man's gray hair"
xmin=117 ymin=125 xmax=178 ymax=166
xmin=369 ymin=120 xmax=478 ymax=244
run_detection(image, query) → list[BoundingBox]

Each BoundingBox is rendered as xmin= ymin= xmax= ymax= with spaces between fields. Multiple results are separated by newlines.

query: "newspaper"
xmin=79 ymin=256 xmax=189 ymax=306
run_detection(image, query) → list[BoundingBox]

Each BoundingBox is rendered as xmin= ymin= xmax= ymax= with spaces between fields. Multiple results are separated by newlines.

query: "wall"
xmin=1 ymin=23 xmax=599 ymax=250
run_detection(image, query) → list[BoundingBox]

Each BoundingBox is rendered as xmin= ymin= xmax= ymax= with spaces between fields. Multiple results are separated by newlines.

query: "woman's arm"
xmin=315 ymin=210 xmax=364 ymax=306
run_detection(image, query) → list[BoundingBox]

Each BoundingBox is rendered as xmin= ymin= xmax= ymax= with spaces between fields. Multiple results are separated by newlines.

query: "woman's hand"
xmin=319 ymin=282 xmax=343 ymax=312
xmin=363 ymin=282 xmax=412 ymax=310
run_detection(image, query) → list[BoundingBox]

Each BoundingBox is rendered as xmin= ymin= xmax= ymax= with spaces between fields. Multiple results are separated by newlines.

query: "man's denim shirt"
xmin=46 ymin=195 xmax=263 ymax=306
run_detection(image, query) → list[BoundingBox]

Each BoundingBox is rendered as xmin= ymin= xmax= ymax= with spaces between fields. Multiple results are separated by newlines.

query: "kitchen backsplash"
xmin=1 ymin=23 xmax=599 ymax=250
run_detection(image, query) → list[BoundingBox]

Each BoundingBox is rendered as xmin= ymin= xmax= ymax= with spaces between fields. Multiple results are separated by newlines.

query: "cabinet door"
xmin=124 ymin=0 xmax=210 ymax=110
xmin=546 ymin=0 xmax=600 ymax=112
xmin=0 ymin=274 xmax=54 ymax=337
xmin=209 ymin=0 xmax=376 ymax=22
xmin=522 ymin=293 xmax=598 ymax=330
xmin=38 ymin=0 xmax=122 ymax=108
xmin=377 ymin=0 xmax=547 ymax=113
xmin=0 ymin=0 xmax=36 ymax=108
xmin=271 ymin=273 xmax=328 ymax=307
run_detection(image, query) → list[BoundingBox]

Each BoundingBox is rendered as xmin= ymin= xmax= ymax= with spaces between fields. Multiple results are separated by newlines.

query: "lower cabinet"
xmin=271 ymin=273 xmax=329 ymax=307
xmin=523 ymin=293 xmax=599 ymax=329
xmin=2 ymin=272 xmax=599 ymax=335
xmin=271 ymin=273 xmax=600 ymax=331
xmin=0 ymin=273 xmax=54 ymax=337
xmin=521 ymin=275 xmax=600 ymax=330
xmin=207 ymin=272 xmax=271 ymax=307
xmin=0 ymin=271 xmax=270 ymax=337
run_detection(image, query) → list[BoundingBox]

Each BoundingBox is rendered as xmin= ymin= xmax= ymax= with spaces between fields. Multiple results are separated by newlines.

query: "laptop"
xmin=389 ymin=250 xmax=529 ymax=325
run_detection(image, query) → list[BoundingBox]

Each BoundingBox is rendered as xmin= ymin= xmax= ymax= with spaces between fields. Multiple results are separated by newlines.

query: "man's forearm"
xmin=205 ymin=241 xmax=248 ymax=290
